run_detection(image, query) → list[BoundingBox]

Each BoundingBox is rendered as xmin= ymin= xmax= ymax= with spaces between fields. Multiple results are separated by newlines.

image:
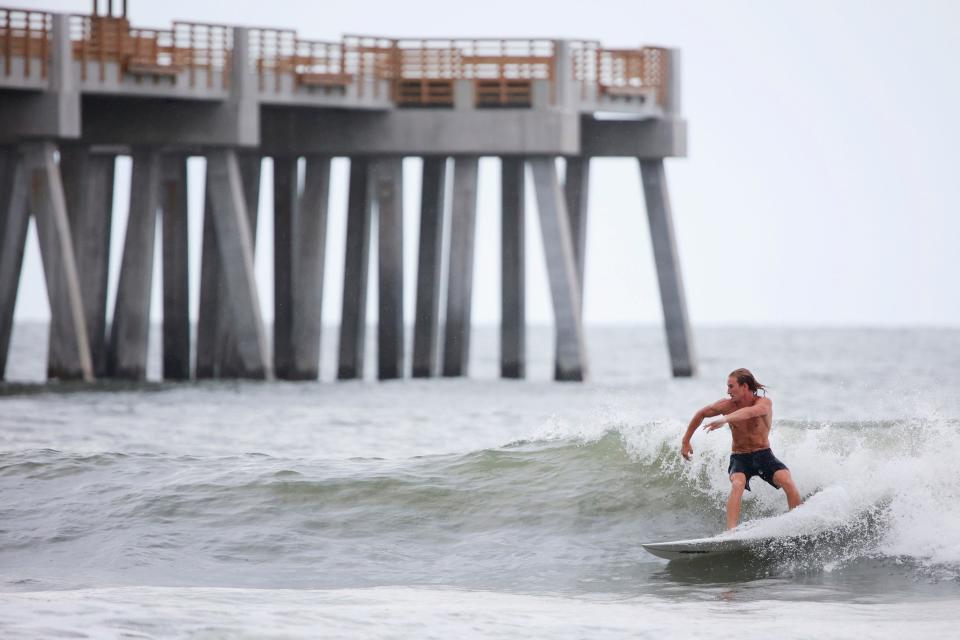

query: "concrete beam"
xmin=528 ymin=157 xmax=588 ymax=382
xmin=206 ymin=149 xmax=271 ymax=379
xmin=0 ymin=149 xmax=30 ymax=380
xmin=53 ymin=147 xmax=115 ymax=377
xmin=273 ymin=155 xmax=298 ymax=379
xmin=553 ymin=40 xmax=574 ymax=109
xmin=337 ymin=158 xmax=374 ymax=380
xmin=24 ymin=142 xmax=94 ymax=381
xmin=78 ymin=27 xmax=257 ymax=148
xmin=639 ymin=158 xmax=696 ymax=377
xmin=500 ymin=157 xmax=526 ymax=379
xmin=564 ymin=157 xmax=590 ymax=291
xmin=195 ymin=175 xmax=221 ymax=379
xmin=108 ymin=147 xmax=161 ymax=380
xmin=412 ymin=157 xmax=447 ymax=378
xmin=290 ymin=155 xmax=331 ymax=380
xmin=79 ymin=97 xmax=260 ymax=148
xmin=375 ymin=157 xmax=405 ymax=380
xmin=161 ymin=154 xmax=191 ymax=380
xmin=666 ymin=49 xmax=682 ymax=115
xmin=261 ymin=108 xmax=580 ymax=156
xmin=560 ymin=156 xmax=590 ymax=379
xmin=442 ymin=156 xmax=479 ymax=377
xmin=0 ymin=15 xmax=80 ymax=142
xmin=218 ymin=153 xmax=262 ymax=377
xmin=580 ymin=117 xmax=687 ymax=158
xmin=197 ymin=153 xmax=261 ymax=379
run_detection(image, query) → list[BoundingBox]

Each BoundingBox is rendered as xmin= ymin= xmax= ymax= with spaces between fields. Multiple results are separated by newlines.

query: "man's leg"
xmin=773 ymin=469 xmax=802 ymax=510
xmin=727 ymin=473 xmax=747 ymax=530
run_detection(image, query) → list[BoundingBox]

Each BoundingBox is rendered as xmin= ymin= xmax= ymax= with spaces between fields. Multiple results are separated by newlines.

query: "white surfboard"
xmin=642 ymin=535 xmax=769 ymax=560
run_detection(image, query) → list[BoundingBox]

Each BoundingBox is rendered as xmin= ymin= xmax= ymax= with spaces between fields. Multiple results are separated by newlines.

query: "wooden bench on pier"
xmin=599 ymin=83 xmax=650 ymax=102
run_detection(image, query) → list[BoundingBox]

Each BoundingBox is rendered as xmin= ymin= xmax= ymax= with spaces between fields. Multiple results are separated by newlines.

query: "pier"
xmin=0 ymin=3 xmax=695 ymax=383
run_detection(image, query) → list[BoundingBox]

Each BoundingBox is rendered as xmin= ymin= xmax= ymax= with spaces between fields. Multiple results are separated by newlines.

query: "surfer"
xmin=681 ymin=368 xmax=802 ymax=530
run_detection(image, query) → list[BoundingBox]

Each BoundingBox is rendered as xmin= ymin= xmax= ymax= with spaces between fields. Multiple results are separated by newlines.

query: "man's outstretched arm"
xmin=681 ymin=400 xmax=732 ymax=460
xmin=702 ymin=397 xmax=772 ymax=432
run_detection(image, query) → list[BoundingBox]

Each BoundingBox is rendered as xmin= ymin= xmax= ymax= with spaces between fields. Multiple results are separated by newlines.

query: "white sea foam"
xmin=0 ymin=586 xmax=957 ymax=640
xmin=531 ymin=395 xmax=960 ymax=572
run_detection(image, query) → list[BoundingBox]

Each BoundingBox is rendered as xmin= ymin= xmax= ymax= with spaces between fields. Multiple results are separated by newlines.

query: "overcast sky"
xmin=13 ymin=0 xmax=960 ymax=327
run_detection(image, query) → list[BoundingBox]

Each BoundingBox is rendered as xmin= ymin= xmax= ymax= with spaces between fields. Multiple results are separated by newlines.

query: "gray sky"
xmin=14 ymin=0 xmax=960 ymax=326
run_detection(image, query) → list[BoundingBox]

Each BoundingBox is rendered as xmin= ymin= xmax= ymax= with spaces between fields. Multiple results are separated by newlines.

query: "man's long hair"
xmin=729 ymin=368 xmax=767 ymax=396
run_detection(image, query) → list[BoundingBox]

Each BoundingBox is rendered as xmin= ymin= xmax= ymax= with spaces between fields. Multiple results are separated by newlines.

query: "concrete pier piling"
xmin=338 ymin=158 xmax=374 ymax=380
xmin=563 ymin=157 xmax=590 ymax=299
xmin=57 ymin=148 xmax=115 ymax=377
xmin=0 ymin=149 xmax=30 ymax=381
xmin=205 ymin=149 xmax=271 ymax=379
xmin=161 ymin=154 xmax=191 ymax=381
xmin=500 ymin=157 xmax=526 ymax=379
xmin=195 ymin=180 xmax=222 ymax=380
xmin=555 ymin=156 xmax=590 ymax=380
xmin=108 ymin=147 xmax=161 ymax=380
xmin=529 ymin=157 xmax=588 ymax=382
xmin=218 ymin=154 xmax=262 ymax=378
xmin=1 ymin=9 xmax=695 ymax=381
xmin=639 ymin=159 xmax=696 ymax=377
xmin=196 ymin=154 xmax=262 ymax=379
xmin=412 ymin=157 xmax=448 ymax=378
xmin=290 ymin=155 xmax=331 ymax=380
xmin=273 ymin=155 xmax=298 ymax=380
xmin=26 ymin=142 xmax=94 ymax=381
xmin=375 ymin=157 xmax=405 ymax=380
xmin=442 ymin=156 xmax=480 ymax=378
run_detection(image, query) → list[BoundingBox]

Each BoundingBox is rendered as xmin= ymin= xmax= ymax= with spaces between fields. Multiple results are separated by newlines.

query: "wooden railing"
xmin=342 ymin=35 xmax=396 ymax=98
xmin=246 ymin=34 xmax=555 ymax=106
xmin=249 ymin=27 xmax=295 ymax=91
xmin=393 ymin=38 xmax=554 ymax=107
xmin=70 ymin=15 xmax=230 ymax=88
xmin=125 ymin=26 xmax=178 ymax=77
xmin=171 ymin=21 xmax=231 ymax=89
xmin=572 ymin=40 xmax=669 ymax=106
xmin=291 ymin=39 xmax=352 ymax=89
xmin=3 ymin=6 xmax=671 ymax=109
xmin=0 ymin=7 xmax=51 ymax=79
xmin=250 ymin=28 xmax=354 ymax=92
xmin=71 ymin=16 xmax=183 ymax=83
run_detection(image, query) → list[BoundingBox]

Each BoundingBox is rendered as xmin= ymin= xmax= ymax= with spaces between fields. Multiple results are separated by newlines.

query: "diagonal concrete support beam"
xmin=290 ymin=155 xmax=331 ymax=380
xmin=500 ymin=156 xmax=526 ymax=379
xmin=374 ymin=157 xmax=404 ymax=380
xmin=0 ymin=148 xmax=30 ymax=380
xmin=564 ymin=157 xmax=590 ymax=297
xmin=219 ymin=153 xmax=262 ymax=378
xmin=206 ymin=149 xmax=271 ymax=379
xmin=442 ymin=156 xmax=479 ymax=377
xmin=23 ymin=142 xmax=94 ymax=381
xmin=195 ymin=174 xmax=221 ymax=379
xmin=412 ymin=157 xmax=448 ymax=378
xmin=639 ymin=158 xmax=696 ymax=377
xmin=108 ymin=147 xmax=161 ymax=380
xmin=197 ymin=154 xmax=261 ymax=378
xmin=528 ymin=156 xmax=588 ymax=382
xmin=338 ymin=158 xmax=374 ymax=380
xmin=56 ymin=148 xmax=115 ymax=377
xmin=555 ymin=156 xmax=591 ymax=379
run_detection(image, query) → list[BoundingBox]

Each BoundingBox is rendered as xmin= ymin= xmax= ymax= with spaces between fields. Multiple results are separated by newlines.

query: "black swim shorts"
xmin=728 ymin=448 xmax=788 ymax=491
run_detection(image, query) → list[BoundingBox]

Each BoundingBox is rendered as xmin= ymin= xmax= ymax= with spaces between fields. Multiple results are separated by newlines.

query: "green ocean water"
xmin=1 ymin=324 xmax=959 ymax=637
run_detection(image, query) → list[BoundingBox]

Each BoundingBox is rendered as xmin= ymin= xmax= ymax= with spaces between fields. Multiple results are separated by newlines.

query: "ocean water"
xmin=2 ymin=323 xmax=959 ymax=638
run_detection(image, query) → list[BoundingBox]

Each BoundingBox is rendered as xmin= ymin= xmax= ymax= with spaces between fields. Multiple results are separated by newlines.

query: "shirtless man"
xmin=681 ymin=368 xmax=802 ymax=530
